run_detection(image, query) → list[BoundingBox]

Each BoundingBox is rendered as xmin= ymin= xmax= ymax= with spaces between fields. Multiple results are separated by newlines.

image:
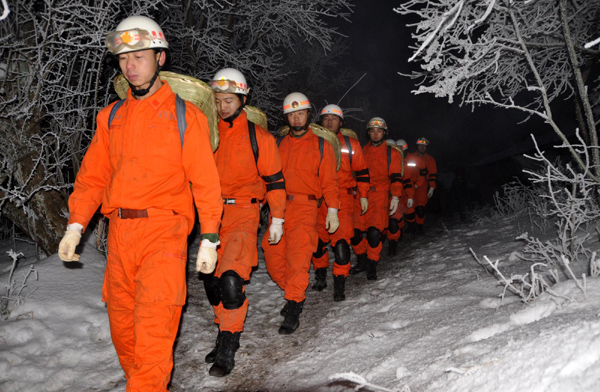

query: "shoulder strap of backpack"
xmin=387 ymin=145 xmax=392 ymax=174
xmin=343 ymin=135 xmax=352 ymax=166
xmin=108 ymin=99 xmax=125 ymax=129
xmin=319 ymin=137 xmax=324 ymax=163
xmin=277 ymin=135 xmax=285 ymax=147
xmin=175 ymin=95 xmax=186 ymax=147
xmin=248 ymin=120 xmax=259 ymax=164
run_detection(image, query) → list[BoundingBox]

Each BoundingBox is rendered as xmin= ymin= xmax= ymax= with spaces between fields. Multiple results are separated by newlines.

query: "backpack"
xmin=107 ymin=95 xmax=187 ymax=146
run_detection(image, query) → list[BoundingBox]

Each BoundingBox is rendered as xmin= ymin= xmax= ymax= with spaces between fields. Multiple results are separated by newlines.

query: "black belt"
xmin=223 ymin=198 xmax=259 ymax=205
xmin=117 ymin=208 xmax=178 ymax=219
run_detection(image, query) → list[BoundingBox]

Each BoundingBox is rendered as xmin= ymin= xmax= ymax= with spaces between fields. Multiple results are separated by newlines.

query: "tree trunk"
xmin=0 ymin=116 xmax=68 ymax=256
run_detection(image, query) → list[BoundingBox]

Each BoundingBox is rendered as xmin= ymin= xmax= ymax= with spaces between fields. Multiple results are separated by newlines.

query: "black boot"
xmin=406 ymin=221 xmax=416 ymax=233
xmin=312 ymin=268 xmax=328 ymax=291
xmin=366 ymin=259 xmax=377 ymax=281
xmin=209 ymin=331 xmax=241 ymax=377
xmin=349 ymin=253 xmax=367 ymax=274
xmin=280 ymin=301 xmax=289 ymax=317
xmin=205 ymin=330 xmax=223 ymax=363
xmin=388 ymin=240 xmax=398 ymax=256
xmin=415 ymin=223 xmax=424 ymax=235
xmin=333 ymin=275 xmax=346 ymax=302
xmin=279 ymin=300 xmax=304 ymax=335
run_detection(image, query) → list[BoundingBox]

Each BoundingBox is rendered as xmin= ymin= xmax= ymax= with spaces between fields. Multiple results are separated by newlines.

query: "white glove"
xmin=428 ymin=188 xmax=435 ymax=198
xmin=325 ymin=208 xmax=339 ymax=233
xmin=196 ymin=239 xmax=219 ymax=274
xmin=359 ymin=197 xmax=368 ymax=215
xmin=268 ymin=217 xmax=284 ymax=244
xmin=58 ymin=226 xmax=82 ymax=262
xmin=389 ymin=196 xmax=400 ymax=216
xmin=407 ymin=198 xmax=414 ymax=208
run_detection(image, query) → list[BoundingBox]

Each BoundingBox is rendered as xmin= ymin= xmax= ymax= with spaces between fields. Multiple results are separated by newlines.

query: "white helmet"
xmin=396 ymin=139 xmax=408 ymax=151
xmin=416 ymin=137 xmax=430 ymax=146
xmin=386 ymin=139 xmax=396 ymax=145
xmin=283 ymin=92 xmax=311 ymax=114
xmin=106 ymin=15 xmax=168 ymax=55
xmin=367 ymin=117 xmax=387 ymax=131
xmin=320 ymin=104 xmax=344 ymax=119
xmin=210 ymin=68 xmax=250 ymax=95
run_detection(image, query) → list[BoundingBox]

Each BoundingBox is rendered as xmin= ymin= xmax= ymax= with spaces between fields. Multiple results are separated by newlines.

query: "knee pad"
xmin=312 ymin=238 xmax=329 ymax=258
xmin=405 ymin=212 xmax=415 ymax=222
xmin=203 ymin=275 xmax=221 ymax=307
xmin=415 ymin=206 xmax=426 ymax=219
xmin=351 ymin=229 xmax=363 ymax=246
xmin=219 ymin=270 xmax=246 ymax=310
xmin=333 ymin=240 xmax=351 ymax=265
xmin=366 ymin=227 xmax=381 ymax=248
xmin=388 ymin=218 xmax=399 ymax=234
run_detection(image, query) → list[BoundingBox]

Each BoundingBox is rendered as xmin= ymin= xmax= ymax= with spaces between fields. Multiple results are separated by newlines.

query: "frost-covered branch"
xmin=329 ymin=372 xmax=411 ymax=392
xmin=0 ymin=0 xmax=9 ymax=21
xmin=394 ymin=0 xmax=600 ymax=170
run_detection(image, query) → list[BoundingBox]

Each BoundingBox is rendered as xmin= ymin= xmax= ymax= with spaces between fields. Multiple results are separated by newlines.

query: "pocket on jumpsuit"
xmin=135 ymin=216 xmax=188 ymax=306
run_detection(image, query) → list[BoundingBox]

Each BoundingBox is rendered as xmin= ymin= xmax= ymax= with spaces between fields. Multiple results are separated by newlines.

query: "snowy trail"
xmin=169 ymin=217 xmax=600 ymax=392
xmin=2 ymin=214 xmax=600 ymax=392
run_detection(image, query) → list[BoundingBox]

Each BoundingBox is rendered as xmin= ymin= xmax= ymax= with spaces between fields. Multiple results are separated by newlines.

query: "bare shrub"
xmin=1 ymin=250 xmax=37 ymax=320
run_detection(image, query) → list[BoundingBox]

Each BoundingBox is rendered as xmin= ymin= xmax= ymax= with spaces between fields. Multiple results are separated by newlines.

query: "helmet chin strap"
xmin=290 ymin=118 xmax=310 ymax=135
xmin=130 ymin=55 xmax=163 ymax=98
xmin=223 ymin=102 xmax=246 ymax=128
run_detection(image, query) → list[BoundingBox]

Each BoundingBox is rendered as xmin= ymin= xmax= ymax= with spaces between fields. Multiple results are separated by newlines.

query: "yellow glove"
xmin=389 ymin=196 xmax=400 ymax=216
xmin=325 ymin=208 xmax=339 ymax=234
xmin=58 ymin=229 xmax=82 ymax=262
xmin=359 ymin=197 xmax=368 ymax=215
xmin=268 ymin=217 xmax=284 ymax=244
xmin=196 ymin=239 xmax=219 ymax=274
xmin=428 ymin=188 xmax=435 ymax=198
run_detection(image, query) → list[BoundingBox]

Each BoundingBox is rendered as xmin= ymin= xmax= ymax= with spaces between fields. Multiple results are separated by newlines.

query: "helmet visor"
xmin=210 ymin=79 xmax=240 ymax=94
xmin=106 ymin=29 xmax=153 ymax=54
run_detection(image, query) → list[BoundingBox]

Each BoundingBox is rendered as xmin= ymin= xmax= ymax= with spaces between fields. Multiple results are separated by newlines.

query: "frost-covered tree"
xmin=394 ymin=0 xmax=600 ymax=177
xmin=0 ymin=0 xmax=352 ymax=254
xmin=163 ymin=0 xmax=352 ymax=123
xmin=0 ymin=0 xmax=120 ymax=255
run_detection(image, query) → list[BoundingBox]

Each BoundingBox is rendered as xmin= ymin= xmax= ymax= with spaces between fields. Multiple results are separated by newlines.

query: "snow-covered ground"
xmin=2 ymin=213 xmax=600 ymax=392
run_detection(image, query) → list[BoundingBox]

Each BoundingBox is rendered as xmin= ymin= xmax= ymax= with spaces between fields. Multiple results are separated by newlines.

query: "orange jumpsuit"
xmin=68 ymin=82 xmax=222 ymax=392
xmin=387 ymin=158 xmax=416 ymax=241
xmin=353 ymin=142 xmax=403 ymax=262
xmin=210 ymin=110 xmax=285 ymax=333
xmin=405 ymin=151 xmax=437 ymax=224
xmin=312 ymin=133 xmax=369 ymax=277
xmin=262 ymin=127 xmax=340 ymax=302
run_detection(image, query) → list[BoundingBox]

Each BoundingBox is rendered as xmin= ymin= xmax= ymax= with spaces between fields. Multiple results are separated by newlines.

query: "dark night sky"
xmin=333 ymin=2 xmax=574 ymax=175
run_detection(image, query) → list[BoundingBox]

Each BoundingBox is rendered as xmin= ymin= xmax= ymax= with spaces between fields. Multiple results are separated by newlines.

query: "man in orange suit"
xmin=405 ymin=137 xmax=437 ymax=234
xmin=311 ymin=104 xmax=369 ymax=301
xmin=204 ymin=68 xmax=286 ymax=376
xmin=386 ymin=138 xmax=414 ymax=256
xmin=262 ymin=92 xmax=340 ymax=334
xmin=58 ymin=16 xmax=222 ymax=392
xmin=350 ymin=117 xmax=404 ymax=280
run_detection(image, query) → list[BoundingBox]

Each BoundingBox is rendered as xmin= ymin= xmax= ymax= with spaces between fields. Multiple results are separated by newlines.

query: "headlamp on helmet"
xmin=416 ymin=137 xmax=429 ymax=146
xmin=210 ymin=68 xmax=250 ymax=95
xmin=106 ymin=16 xmax=168 ymax=55
xmin=366 ymin=117 xmax=388 ymax=131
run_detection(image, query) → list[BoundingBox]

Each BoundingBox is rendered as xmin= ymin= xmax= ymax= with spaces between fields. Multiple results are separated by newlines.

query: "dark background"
xmin=333 ymin=1 xmax=576 ymax=181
